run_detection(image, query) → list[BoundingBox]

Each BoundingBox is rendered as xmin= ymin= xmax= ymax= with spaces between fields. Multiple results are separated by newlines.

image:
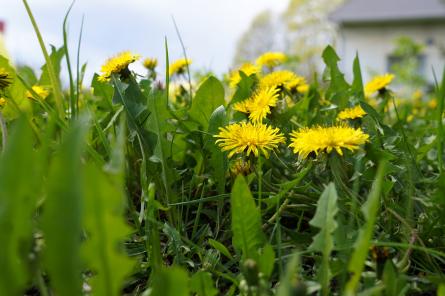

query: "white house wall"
xmin=336 ymin=23 xmax=445 ymax=85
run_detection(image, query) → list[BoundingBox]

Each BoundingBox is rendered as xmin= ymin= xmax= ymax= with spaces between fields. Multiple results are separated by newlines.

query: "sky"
xmin=0 ymin=0 xmax=288 ymax=82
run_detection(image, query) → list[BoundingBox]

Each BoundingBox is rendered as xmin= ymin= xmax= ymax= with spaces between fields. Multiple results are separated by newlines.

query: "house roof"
xmin=330 ymin=0 xmax=445 ymax=25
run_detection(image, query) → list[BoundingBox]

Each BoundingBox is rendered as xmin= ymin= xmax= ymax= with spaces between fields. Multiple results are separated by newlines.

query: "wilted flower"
xmin=215 ymin=121 xmax=285 ymax=158
xmin=98 ymin=51 xmax=140 ymax=82
xmin=289 ymin=125 xmax=369 ymax=159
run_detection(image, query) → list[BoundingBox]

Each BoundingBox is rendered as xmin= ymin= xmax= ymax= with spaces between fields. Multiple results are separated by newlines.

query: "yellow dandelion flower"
xmin=289 ymin=125 xmax=369 ymax=159
xmin=256 ymin=52 xmax=287 ymax=68
xmin=26 ymin=85 xmax=49 ymax=100
xmin=337 ymin=105 xmax=367 ymax=120
xmin=259 ymin=70 xmax=302 ymax=91
xmin=233 ymin=99 xmax=251 ymax=114
xmin=229 ymin=63 xmax=259 ymax=88
xmin=215 ymin=121 xmax=285 ymax=158
xmin=428 ymin=98 xmax=438 ymax=109
xmin=0 ymin=68 xmax=11 ymax=90
xmin=247 ymin=87 xmax=279 ymax=123
xmin=297 ymin=84 xmax=309 ymax=93
xmin=365 ymin=73 xmax=394 ymax=96
xmin=143 ymin=57 xmax=157 ymax=70
xmin=99 ymin=51 xmax=140 ymax=82
xmin=0 ymin=97 xmax=6 ymax=107
xmin=169 ymin=58 xmax=191 ymax=77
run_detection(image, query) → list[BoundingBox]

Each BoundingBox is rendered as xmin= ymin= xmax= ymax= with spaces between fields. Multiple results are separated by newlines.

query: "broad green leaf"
xmin=151 ymin=266 xmax=189 ymax=296
xmin=0 ymin=117 xmax=40 ymax=295
xmin=82 ymin=165 xmax=134 ymax=296
xmin=309 ymin=182 xmax=338 ymax=296
xmin=322 ymin=45 xmax=350 ymax=109
xmin=231 ymin=175 xmax=266 ymax=260
xmin=230 ymin=71 xmax=256 ymax=105
xmin=39 ymin=45 xmax=65 ymax=87
xmin=42 ymin=116 xmax=90 ymax=296
xmin=344 ymin=161 xmax=388 ymax=296
xmin=190 ymin=271 xmax=218 ymax=296
xmin=189 ymin=76 xmax=225 ymax=130
xmin=205 ymin=105 xmax=227 ymax=194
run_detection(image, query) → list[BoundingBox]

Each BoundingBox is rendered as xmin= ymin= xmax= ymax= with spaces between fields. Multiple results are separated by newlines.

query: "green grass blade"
xmin=22 ymin=0 xmax=65 ymax=116
xmin=344 ymin=160 xmax=388 ymax=296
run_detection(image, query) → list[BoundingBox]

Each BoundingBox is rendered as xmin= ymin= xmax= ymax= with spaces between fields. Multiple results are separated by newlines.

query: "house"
xmin=330 ymin=0 xmax=445 ymax=84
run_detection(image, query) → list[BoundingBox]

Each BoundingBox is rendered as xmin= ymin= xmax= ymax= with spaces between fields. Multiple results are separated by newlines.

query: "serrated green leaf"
xmin=351 ymin=54 xmax=365 ymax=102
xmin=0 ymin=117 xmax=40 ymax=295
xmin=322 ymin=45 xmax=350 ymax=109
xmin=39 ymin=46 xmax=65 ymax=87
xmin=189 ymin=76 xmax=225 ymax=130
xmin=82 ymin=165 xmax=134 ymax=296
xmin=42 ymin=115 xmax=90 ymax=296
xmin=231 ymin=175 xmax=266 ymax=260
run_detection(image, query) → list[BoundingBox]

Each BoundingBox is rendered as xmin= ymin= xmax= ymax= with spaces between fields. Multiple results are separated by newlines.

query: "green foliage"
xmin=309 ymin=182 xmax=338 ymax=296
xmin=345 ymin=161 xmax=388 ymax=296
xmin=151 ymin=267 xmax=189 ymax=296
xmin=1 ymin=5 xmax=444 ymax=295
xmin=189 ymin=76 xmax=225 ymax=130
xmin=0 ymin=117 xmax=40 ymax=295
xmin=231 ymin=175 xmax=266 ymax=261
xmin=42 ymin=116 xmax=90 ymax=296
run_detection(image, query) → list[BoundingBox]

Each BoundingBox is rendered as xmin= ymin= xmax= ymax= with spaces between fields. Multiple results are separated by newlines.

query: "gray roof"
xmin=330 ymin=0 xmax=445 ymax=25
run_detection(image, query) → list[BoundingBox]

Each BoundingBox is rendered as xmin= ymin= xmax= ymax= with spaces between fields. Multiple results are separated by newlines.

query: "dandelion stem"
xmin=257 ymin=155 xmax=263 ymax=215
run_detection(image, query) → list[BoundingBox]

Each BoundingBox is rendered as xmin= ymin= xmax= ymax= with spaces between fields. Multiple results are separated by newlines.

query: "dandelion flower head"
xmin=0 ymin=97 xmax=6 ymax=107
xmin=365 ymin=73 xmax=394 ymax=96
xmin=259 ymin=70 xmax=302 ymax=91
xmin=256 ymin=52 xmax=287 ymax=68
xmin=215 ymin=121 xmax=285 ymax=158
xmin=169 ymin=58 xmax=192 ymax=77
xmin=143 ymin=57 xmax=158 ymax=70
xmin=337 ymin=105 xmax=367 ymax=120
xmin=26 ymin=85 xmax=49 ymax=100
xmin=0 ymin=68 xmax=11 ymax=90
xmin=289 ymin=125 xmax=369 ymax=159
xmin=98 ymin=51 xmax=140 ymax=82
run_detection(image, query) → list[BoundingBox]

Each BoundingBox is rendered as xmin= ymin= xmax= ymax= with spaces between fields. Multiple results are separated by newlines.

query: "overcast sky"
xmin=1 ymin=0 xmax=288 ymax=82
